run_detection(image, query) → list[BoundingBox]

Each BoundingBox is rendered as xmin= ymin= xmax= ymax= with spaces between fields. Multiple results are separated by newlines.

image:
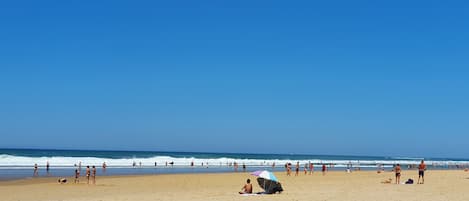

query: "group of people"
xmin=285 ymin=162 xmax=328 ymax=176
xmin=74 ymin=165 xmax=97 ymax=184
xmin=33 ymin=162 xmax=106 ymax=185
xmin=394 ymin=160 xmax=427 ymax=184
xmin=33 ymin=161 xmax=51 ymax=177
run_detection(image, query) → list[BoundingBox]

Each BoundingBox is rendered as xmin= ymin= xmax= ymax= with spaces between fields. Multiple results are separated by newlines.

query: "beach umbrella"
xmin=256 ymin=177 xmax=283 ymax=194
xmin=250 ymin=170 xmax=278 ymax=182
xmin=250 ymin=170 xmax=283 ymax=194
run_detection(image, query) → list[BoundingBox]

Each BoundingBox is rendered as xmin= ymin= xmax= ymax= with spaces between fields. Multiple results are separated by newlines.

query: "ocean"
xmin=1 ymin=148 xmax=468 ymax=180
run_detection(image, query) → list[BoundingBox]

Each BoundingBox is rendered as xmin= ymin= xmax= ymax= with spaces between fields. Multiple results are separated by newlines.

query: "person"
xmin=287 ymin=163 xmax=291 ymax=176
xmin=239 ymin=179 xmax=253 ymax=194
xmin=322 ymin=164 xmax=326 ymax=175
xmin=86 ymin=166 xmax=91 ymax=184
xmin=92 ymin=166 xmax=97 ymax=185
xmin=272 ymin=162 xmax=275 ymax=170
xmin=242 ymin=163 xmax=246 ymax=172
xmin=394 ymin=164 xmax=401 ymax=184
xmin=102 ymin=162 xmax=107 ymax=173
xmin=33 ymin=163 xmax=38 ymax=177
xmin=304 ymin=163 xmax=308 ymax=175
xmin=418 ymin=160 xmax=426 ymax=184
xmin=46 ymin=161 xmax=50 ymax=175
xmin=58 ymin=178 xmax=67 ymax=184
xmin=295 ymin=162 xmax=299 ymax=176
xmin=309 ymin=162 xmax=314 ymax=175
xmin=74 ymin=168 xmax=80 ymax=183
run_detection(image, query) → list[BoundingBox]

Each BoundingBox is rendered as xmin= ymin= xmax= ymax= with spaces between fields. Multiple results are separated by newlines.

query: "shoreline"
xmin=0 ymin=169 xmax=466 ymax=184
xmin=1 ymin=166 xmax=468 ymax=182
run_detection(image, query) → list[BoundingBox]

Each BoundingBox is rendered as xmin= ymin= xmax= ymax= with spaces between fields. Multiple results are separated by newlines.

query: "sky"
xmin=0 ymin=0 xmax=468 ymax=158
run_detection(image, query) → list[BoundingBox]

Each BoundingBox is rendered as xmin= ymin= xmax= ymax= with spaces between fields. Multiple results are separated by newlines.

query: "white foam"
xmin=0 ymin=154 xmax=468 ymax=169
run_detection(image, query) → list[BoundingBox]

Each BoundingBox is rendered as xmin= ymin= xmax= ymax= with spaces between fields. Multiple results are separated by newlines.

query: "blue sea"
xmin=1 ymin=148 xmax=468 ymax=180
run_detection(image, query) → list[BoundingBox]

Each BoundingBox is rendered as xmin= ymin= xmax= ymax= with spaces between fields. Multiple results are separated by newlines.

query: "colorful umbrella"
xmin=250 ymin=170 xmax=278 ymax=182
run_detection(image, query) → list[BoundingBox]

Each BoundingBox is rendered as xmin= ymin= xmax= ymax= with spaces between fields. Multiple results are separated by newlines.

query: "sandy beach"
xmin=1 ymin=170 xmax=468 ymax=201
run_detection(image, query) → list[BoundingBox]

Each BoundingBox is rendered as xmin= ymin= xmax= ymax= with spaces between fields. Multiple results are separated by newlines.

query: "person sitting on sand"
xmin=394 ymin=164 xmax=401 ymax=184
xmin=239 ymin=179 xmax=253 ymax=194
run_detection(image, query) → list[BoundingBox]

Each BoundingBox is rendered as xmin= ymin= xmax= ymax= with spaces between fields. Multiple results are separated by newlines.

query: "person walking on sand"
xmin=86 ymin=166 xmax=91 ymax=184
xmin=74 ymin=168 xmax=80 ymax=183
xmin=322 ymin=164 xmax=326 ymax=175
xmin=91 ymin=166 xmax=97 ymax=185
xmin=418 ymin=160 xmax=427 ymax=184
xmin=394 ymin=164 xmax=401 ymax=184
xmin=239 ymin=179 xmax=253 ymax=194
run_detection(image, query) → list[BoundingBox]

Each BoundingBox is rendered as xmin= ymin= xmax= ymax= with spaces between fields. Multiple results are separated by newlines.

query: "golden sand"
xmin=1 ymin=170 xmax=468 ymax=201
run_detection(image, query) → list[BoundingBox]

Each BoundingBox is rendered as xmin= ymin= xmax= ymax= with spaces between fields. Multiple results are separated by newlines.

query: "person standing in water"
xmin=295 ymin=162 xmax=300 ymax=176
xmin=33 ymin=163 xmax=38 ymax=177
xmin=309 ymin=162 xmax=314 ymax=175
xmin=91 ymin=166 xmax=97 ymax=185
xmin=74 ymin=168 xmax=80 ymax=184
xmin=86 ymin=166 xmax=91 ymax=184
xmin=46 ymin=161 xmax=50 ymax=175
xmin=102 ymin=162 xmax=107 ymax=173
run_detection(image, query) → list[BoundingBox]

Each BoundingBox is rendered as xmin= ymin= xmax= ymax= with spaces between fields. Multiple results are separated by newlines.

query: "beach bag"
xmin=405 ymin=179 xmax=414 ymax=184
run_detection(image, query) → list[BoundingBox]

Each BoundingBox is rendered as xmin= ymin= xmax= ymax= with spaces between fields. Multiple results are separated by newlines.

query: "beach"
xmin=1 ymin=170 xmax=468 ymax=201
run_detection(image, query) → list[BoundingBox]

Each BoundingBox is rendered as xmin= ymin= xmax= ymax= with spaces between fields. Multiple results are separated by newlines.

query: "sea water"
xmin=1 ymin=148 xmax=468 ymax=180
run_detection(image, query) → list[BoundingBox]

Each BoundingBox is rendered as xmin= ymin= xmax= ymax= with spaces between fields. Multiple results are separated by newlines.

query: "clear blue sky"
xmin=1 ymin=1 xmax=468 ymax=158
